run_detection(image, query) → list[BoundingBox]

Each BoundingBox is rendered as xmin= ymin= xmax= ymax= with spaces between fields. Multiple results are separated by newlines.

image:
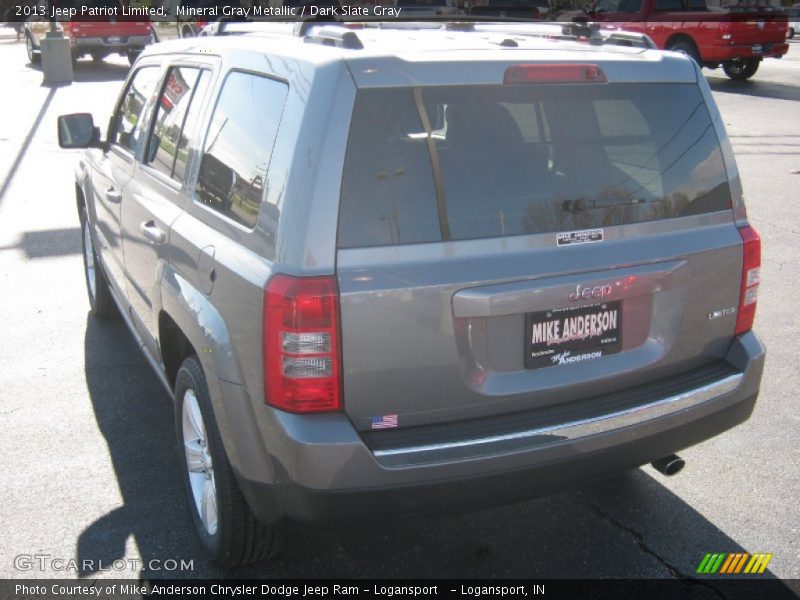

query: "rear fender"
xmin=160 ymin=265 xmax=275 ymax=485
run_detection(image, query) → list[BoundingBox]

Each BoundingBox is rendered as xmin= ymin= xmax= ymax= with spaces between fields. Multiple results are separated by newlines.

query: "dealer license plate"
xmin=106 ymin=36 xmax=122 ymax=44
xmin=525 ymin=301 xmax=622 ymax=369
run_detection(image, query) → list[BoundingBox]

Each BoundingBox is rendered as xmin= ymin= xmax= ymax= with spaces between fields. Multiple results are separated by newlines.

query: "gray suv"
xmin=58 ymin=22 xmax=765 ymax=567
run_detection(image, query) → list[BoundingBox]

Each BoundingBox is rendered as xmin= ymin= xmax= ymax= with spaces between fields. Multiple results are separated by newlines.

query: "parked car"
xmin=151 ymin=0 xmax=245 ymax=41
xmin=24 ymin=0 xmax=153 ymax=65
xmin=57 ymin=22 xmax=765 ymax=567
xmin=469 ymin=0 xmax=549 ymax=19
xmin=572 ymin=0 xmax=789 ymax=80
xmin=785 ymin=7 xmax=799 ymax=38
xmin=395 ymin=0 xmax=460 ymax=17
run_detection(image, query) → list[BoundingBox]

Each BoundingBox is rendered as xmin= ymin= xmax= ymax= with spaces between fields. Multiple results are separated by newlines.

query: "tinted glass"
xmin=655 ymin=0 xmax=684 ymax=10
xmin=195 ymin=71 xmax=288 ymax=228
xmin=111 ymin=67 xmax=161 ymax=156
xmin=147 ymin=67 xmax=202 ymax=178
xmin=174 ymin=70 xmax=212 ymax=183
xmin=338 ymin=83 xmax=731 ymax=249
xmin=146 ymin=67 xmax=211 ymax=182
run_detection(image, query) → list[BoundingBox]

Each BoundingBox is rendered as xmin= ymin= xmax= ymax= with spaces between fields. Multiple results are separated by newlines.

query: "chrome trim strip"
xmin=373 ymin=373 xmax=742 ymax=461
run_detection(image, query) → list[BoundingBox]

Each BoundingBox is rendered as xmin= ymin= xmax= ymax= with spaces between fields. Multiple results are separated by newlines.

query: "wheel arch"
xmin=665 ymin=33 xmax=700 ymax=56
xmin=160 ymin=266 xmax=276 ymax=487
xmin=159 ymin=266 xmax=244 ymax=387
xmin=159 ymin=310 xmax=198 ymax=390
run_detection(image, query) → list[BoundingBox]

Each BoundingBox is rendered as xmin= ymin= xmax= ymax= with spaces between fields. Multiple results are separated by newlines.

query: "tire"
xmin=91 ymin=52 xmax=105 ymax=63
xmin=26 ymin=33 xmax=40 ymax=65
xmin=667 ymin=38 xmax=700 ymax=65
xmin=788 ymin=27 xmax=795 ymax=39
xmin=181 ymin=24 xmax=194 ymax=38
xmin=723 ymin=58 xmax=760 ymax=81
xmin=175 ymin=356 xmax=279 ymax=567
xmin=80 ymin=206 xmax=117 ymax=319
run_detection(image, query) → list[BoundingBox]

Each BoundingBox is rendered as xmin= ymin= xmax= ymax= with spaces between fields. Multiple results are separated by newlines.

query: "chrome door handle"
xmin=105 ymin=188 xmax=122 ymax=203
xmin=139 ymin=220 xmax=166 ymax=244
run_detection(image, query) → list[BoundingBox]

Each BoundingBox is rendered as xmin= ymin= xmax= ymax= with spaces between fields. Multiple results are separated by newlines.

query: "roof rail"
xmin=294 ymin=22 xmax=364 ymax=49
xmin=195 ymin=18 xmax=654 ymax=51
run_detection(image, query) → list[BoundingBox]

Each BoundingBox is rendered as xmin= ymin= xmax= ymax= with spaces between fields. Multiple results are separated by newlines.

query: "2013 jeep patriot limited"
xmin=57 ymin=22 xmax=765 ymax=567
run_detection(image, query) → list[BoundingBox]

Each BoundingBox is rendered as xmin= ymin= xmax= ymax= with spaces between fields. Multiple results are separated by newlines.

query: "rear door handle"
xmin=139 ymin=220 xmax=166 ymax=244
xmin=105 ymin=188 xmax=122 ymax=203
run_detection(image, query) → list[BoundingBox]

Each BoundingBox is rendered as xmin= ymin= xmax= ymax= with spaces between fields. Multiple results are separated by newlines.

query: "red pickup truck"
xmin=575 ymin=0 xmax=789 ymax=80
xmin=24 ymin=0 xmax=152 ymax=66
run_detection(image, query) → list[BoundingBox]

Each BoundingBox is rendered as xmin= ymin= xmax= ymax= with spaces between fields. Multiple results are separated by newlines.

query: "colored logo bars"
xmin=696 ymin=552 xmax=773 ymax=574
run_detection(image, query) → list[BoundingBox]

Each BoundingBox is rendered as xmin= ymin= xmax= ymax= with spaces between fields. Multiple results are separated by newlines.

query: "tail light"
xmin=264 ymin=274 xmax=342 ymax=413
xmin=504 ymin=64 xmax=607 ymax=85
xmin=735 ymin=225 xmax=761 ymax=336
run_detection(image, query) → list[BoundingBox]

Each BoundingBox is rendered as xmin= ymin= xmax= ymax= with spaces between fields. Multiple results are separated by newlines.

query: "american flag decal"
xmin=371 ymin=414 xmax=398 ymax=429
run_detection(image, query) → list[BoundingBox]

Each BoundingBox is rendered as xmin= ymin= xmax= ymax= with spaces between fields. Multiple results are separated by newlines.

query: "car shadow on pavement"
xmin=706 ymin=77 xmax=800 ymax=102
xmin=72 ymin=60 xmax=129 ymax=83
xmin=24 ymin=59 xmax=129 ymax=83
xmin=79 ymin=314 xmax=197 ymax=579
xmin=78 ymin=315 xmax=793 ymax=592
xmin=0 ymin=227 xmax=81 ymax=259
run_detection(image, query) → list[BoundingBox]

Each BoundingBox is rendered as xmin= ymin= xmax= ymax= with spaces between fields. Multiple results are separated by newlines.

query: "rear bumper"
xmin=70 ymin=35 xmax=150 ymax=53
xmin=702 ymin=42 xmax=789 ymax=62
xmin=230 ymin=332 xmax=765 ymax=525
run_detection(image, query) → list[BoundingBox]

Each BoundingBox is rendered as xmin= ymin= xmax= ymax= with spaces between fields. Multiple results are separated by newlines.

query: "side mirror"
xmin=57 ymin=113 xmax=102 ymax=149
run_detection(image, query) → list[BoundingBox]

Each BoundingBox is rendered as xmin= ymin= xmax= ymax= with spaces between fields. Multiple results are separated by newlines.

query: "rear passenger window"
xmin=146 ymin=67 xmax=210 ymax=182
xmin=338 ymin=83 xmax=731 ymax=249
xmin=111 ymin=67 xmax=161 ymax=156
xmin=195 ymin=71 xmax=288 ymax=228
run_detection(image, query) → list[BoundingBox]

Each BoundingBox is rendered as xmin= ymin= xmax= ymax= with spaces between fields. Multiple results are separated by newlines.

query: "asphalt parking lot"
xmin=0 ymin=32 xmax=798 ymax=588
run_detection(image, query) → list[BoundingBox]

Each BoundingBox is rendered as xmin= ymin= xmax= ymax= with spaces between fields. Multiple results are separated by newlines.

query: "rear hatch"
xmin=336 ymin=62 xmax=743 ymax=432
xmin=724 ymin=11 xmax=789 ymax=44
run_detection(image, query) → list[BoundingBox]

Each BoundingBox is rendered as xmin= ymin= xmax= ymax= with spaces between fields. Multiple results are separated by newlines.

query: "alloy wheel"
xmin=182 ymin=389 xmax=218 ymax=536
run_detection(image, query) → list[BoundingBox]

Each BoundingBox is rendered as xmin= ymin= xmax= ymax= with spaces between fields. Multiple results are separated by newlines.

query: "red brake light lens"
xmin=504 ymin=64 xmax=607 ymax=85
xmin=735 ymin=225 xmax=761 ymax=336
xmin=264 ymin=274 xmax=342 ymax=413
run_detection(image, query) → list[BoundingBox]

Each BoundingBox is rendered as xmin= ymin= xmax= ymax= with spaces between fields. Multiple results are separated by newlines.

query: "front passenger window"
xmin=145 ymin=67 xmax=209 ymax=181
xmin=110 ymin=67 xmax=161 ymax=156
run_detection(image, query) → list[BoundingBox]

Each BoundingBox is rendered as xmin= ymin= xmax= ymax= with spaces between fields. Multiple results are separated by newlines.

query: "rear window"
xmin=337 ymin=83 xmax=731 ymax=249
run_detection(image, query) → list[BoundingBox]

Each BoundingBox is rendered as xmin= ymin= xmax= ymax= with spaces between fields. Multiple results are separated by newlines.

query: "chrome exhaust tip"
xmin=651 ymin=454 xmax=685 ymax=477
